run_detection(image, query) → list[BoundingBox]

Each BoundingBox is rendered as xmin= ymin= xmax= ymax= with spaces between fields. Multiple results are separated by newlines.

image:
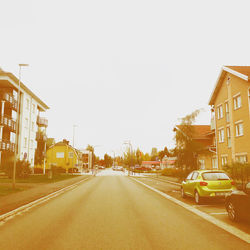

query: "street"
xmin=0 ymin=173 xmax=249 ymax=249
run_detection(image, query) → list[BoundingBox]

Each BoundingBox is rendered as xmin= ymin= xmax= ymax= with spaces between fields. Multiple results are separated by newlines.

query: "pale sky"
xmin=1 ymin=0 xmax=250 ymax=157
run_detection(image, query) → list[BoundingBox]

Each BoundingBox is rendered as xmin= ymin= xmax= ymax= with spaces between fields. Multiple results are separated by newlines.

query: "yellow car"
xmin=181 ymin=170 xmax=236 ymax=204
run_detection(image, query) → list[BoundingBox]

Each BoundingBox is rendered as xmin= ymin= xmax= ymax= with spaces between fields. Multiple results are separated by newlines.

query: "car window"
xmin=191 ymin=172 xmax=199 ymax=180
xmin=202 ymin=172 xmax=230 ymax=180
xmin=186 ymin=172 xmax=193 ymax=180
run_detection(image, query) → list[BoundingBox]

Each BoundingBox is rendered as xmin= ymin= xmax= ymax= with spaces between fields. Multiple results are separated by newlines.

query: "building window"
xmin=56 ymin=152 xmax=64 ymax=158
xmin=32 ymin=122 xmax=35 ymax=131
xmin=235 ymin=122 xmax=243 ymax=137
xmin=226 ymin=127 xmax=231 ymax=148
xmin=225 ymin=102 xmax=230 ymax=122
xmin=212 ymin=158 xmax=218 ymax=169
xmin=221 ymin=156 xmax=227 ymax=166
xmin=233 ymin=95 xmax=241 ymax=110
xmin=24 ymin=137 xmax=27 ymax=148
xmin=217 ymin=105 xmax=223 ymax=119
xmin=235 ymin=155 xmax=247 ymax=163
xmin=218 ymin=128 xmax=224 ymax=143
xmin=26 ymin=99 xmax=29 ymax=110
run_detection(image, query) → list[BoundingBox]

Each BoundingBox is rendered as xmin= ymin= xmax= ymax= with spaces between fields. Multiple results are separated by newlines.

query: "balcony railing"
xmin=0 ymin=140 xmax=15 ymax=152
xmin=0 ymin=92 xmax=18 ymax=110
xmin=36 ymin=131 xmax=47 ymax=141
xmin=0 ymin=115 xmax=16 ymax=132
xmin=36 ymin=116 xmax=48 ymax=127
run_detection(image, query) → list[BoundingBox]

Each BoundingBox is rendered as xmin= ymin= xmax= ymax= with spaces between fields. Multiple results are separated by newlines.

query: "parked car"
xmin=181 ymin=170 xmax=236 ymax=204
xmin=225 ymin=182 xmax=250 ymax=222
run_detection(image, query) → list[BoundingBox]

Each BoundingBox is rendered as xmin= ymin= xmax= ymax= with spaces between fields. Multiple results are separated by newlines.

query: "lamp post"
xmin=13 ymin=64 xmax=29 ymax=189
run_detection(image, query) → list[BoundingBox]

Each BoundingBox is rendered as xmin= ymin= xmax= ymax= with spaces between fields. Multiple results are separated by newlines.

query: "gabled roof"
xmin=176 ymin=125 xmax=212 ymax=140
xmin=209 ymin=66 xmax=250 ymax=105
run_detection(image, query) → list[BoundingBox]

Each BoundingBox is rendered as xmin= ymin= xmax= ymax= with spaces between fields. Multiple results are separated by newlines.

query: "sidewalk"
xmin=0 ymin=175 xmax=91 ymax=216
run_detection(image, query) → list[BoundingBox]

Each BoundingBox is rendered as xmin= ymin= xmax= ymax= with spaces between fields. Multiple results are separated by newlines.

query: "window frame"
xmin=233 ymin=94 xmax=241 ymax=110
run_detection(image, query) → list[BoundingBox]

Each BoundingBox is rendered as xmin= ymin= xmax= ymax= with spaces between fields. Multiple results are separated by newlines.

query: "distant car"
xmin=225 ymin=182 xmax=250 ymax=222
xmin=181 ymin=170 xmax=236 ymax=204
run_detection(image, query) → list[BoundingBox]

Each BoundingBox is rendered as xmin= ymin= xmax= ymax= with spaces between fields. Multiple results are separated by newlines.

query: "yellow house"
xmin=209 ymin=66 xmax=250 ymax=169
xmin=46 ymin=139 xmax=79 ymax=173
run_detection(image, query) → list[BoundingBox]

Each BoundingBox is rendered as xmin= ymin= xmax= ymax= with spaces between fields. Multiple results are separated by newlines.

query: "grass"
xmin=0 ymin=186 xmax=26 ymax=196
xmin=0 ymin=174 xmax=82 ymax=184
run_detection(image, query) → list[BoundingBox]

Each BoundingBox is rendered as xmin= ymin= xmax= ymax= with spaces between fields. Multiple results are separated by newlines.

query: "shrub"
xmin=51 ymin=166 xmax=66 ymax=174
xmin=4 ymin=160 xmax=31 ymax=178
xmin=34 ymin=168 xmax=43 ymax=174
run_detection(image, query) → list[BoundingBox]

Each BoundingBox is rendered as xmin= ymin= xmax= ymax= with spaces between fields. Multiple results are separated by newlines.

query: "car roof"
xmin=193 ymin=170 xmax=226 ymax=173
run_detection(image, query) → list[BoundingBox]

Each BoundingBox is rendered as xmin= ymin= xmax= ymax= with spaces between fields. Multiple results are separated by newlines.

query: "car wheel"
xmin=226 ymin=201 xmax=239 ymax=222
xmin=181 ymin=187 xmax=186 ymax=198
xmin=194 ymin=190 xmax=202 ymax=204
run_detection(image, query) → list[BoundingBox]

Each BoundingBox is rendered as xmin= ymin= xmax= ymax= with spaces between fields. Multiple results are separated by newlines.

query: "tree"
xmin=150 ymin=147 xmax=158 ymax=161
xmin=135 ymin=148 xmax=142 ymax=166
xmin=158 ymin=146 xmax=170 ymax=161
xmin=103 ymin=153 xmax=113 ymax=168
xmin=174 ymin=109 xmax=201 ymax=175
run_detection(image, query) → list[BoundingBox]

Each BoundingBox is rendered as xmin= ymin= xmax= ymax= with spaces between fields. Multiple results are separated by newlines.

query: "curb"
xmin=0 ymin=177 xmax=91 ymax=223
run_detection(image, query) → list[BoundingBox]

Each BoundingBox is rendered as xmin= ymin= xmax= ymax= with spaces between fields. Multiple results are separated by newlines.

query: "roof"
xmin=209 ymin=66 xmax=250 ymax=105
xmin=142 ymin=161 xmax=160 ymax=165
xmin=176 ymin=125 xmax=212 ymax=140
xmin=0 ymin=68 xmax=49 ymax=111
xmin=48 ymin=141 xmax=78 ymax=156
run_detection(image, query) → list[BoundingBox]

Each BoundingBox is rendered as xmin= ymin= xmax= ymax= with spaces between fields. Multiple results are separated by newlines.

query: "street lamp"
xmin=13 ymin=64 xmax=29 ymax=189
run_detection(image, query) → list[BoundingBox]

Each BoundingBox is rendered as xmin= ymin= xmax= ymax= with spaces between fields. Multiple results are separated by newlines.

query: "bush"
xmin=223 ymin=162 xmax=250 ymax=189
xmin=34 ymin=168 xmax=43 ymax=174
xmin=51 ymin=166 xmax=66 ymax=174
xmin=4 ymin=160 xmax=31 ymax=178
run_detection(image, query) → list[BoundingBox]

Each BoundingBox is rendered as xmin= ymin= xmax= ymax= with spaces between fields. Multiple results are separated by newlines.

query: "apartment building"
xmin=0 ymin=67 xmax=49 ymax=169
xmin=209 ymin=66 xmax=250 ymax=169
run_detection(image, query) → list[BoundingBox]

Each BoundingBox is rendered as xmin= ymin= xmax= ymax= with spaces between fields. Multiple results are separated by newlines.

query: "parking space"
xmin=133 ymin=176 xmax=250 ymax=235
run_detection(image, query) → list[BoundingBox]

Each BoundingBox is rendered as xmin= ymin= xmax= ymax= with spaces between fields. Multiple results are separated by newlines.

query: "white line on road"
xmin=0 ymin=177 xmax=91 ymax=225
xmin=210 ymin=212 xmax=228 ymax=215
xmin=132 ymin=177 xmax=250 ymax=244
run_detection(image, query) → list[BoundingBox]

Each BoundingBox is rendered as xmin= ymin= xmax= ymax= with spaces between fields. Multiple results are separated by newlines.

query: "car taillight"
xmin=231 ymin=181 xmax=235 ymax=186
xmin=200 ymin=181 xmax=208 ymax=186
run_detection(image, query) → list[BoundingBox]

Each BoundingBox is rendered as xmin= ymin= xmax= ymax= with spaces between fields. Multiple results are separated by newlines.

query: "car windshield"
xmin=202 ymin=172 xmax=230 ymax=181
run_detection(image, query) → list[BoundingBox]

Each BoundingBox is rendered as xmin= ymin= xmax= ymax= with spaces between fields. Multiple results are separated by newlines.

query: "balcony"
xmin=36 ymin=116 xmax=48 ymax=127
xmin=0 ymin=92 xmax=17 ymax=111
xmin=0 ymin=115 xmax=16 ymax=132
xmin=0 ymin=140 xmax=15 ymax=152
xmin=36 ymin=131 xmax=47 ymax=141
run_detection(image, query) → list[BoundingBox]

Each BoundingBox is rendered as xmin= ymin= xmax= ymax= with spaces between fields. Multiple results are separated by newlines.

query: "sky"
xmin=1 ymin=0 xmax=250 ymax=157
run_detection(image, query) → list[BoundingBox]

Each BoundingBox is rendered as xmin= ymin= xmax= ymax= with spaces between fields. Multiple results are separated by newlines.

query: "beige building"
xmin=209 ymin=66 xmax=250 ymax=169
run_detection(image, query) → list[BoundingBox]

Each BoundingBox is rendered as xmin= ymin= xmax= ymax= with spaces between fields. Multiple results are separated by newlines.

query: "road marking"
xmin=132 ymin=178 xmax=250 ymax=244
xmin=0 ymin=177 xmax=91 ymax=225
xmin=210 ymin=212 xmax=228 ymax=215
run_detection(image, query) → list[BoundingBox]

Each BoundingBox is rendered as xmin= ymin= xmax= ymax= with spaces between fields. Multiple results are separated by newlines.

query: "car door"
xmin=189 ymin=172 xmax=199 ymax=196
xmin=183 ymin=172 xmax=194 ymax=196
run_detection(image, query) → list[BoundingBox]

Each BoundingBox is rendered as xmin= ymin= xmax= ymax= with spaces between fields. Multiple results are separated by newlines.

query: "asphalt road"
xmin=0 ymin=175 xmax=249 ymax=250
